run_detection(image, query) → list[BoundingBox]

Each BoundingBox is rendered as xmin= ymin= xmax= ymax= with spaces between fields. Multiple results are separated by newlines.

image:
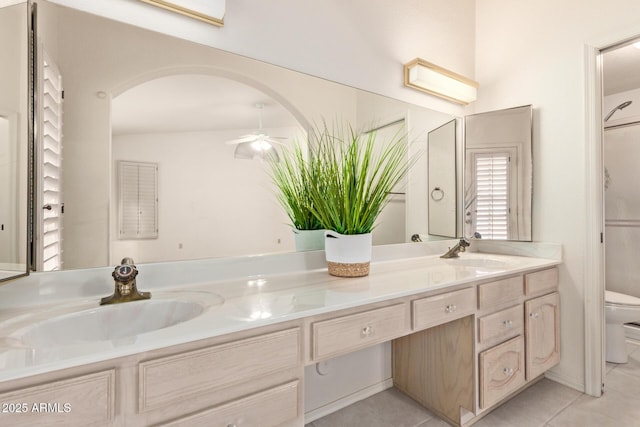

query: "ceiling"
xmin=603 ymin=41 xmax=640 ymax=96
xmin=111 ymin=74 xmax=300 ymax=135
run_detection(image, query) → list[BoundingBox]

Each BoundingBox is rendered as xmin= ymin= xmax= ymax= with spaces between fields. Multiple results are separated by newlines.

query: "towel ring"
xmin=430 ymin=187 xmax=444 ymax=201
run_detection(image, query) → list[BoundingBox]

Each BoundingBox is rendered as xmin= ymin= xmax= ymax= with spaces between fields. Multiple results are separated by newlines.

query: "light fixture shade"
xmin=404 ymin=58 xmax=478 ymax=104
xmin=234 ymin=141 xmax=280 ymax=162
xmin=139 ymin=0 xmax=226 ymax=27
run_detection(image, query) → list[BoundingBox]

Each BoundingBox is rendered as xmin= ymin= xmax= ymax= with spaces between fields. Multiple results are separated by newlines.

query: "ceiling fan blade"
xmin=225 ymin=135 xmax=258 ymax=145
xmin=264 ymin=138 xmax=286 ymax=145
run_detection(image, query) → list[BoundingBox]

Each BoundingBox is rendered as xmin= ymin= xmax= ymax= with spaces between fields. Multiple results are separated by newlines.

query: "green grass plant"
xmin=305 ymin=120 xmax=414 ymax=235
xmin=269 ymin=140 xmax=324 ymax=231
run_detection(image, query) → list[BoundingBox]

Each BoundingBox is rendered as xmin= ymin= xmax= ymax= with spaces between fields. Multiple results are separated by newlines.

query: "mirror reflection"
xmin=0 ymin=1 xmax=29 ymax=281
xmin=427 ymin=119 xmax=460 ymax=238
xmin=33 ymin=1 xmax=457 ymax=271
xmin=464 ymin=105 xmax=532 ymax=241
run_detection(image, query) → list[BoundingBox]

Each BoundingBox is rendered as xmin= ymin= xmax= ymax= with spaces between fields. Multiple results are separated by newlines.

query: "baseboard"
xmin=544 ymin=370 xmax=585 ymax=393
xmin=304 ymin=378 xmax=394 ymax=423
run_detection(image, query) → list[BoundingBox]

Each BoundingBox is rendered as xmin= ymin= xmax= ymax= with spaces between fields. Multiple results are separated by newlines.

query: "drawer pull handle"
xmin=361 ymin=326 xmax=374 ymax=338
xmin=529 ymin=312 xmax=539 ymax=320
xmin=444 ymin=304 xmax=457 ymax=313
xmin=503 ymin=367 xmax=514 ymax=377
xmin=227 ymin=424 xmax=237 ymax=427
xmin=503 ymin=320 xmax=513 ymax=328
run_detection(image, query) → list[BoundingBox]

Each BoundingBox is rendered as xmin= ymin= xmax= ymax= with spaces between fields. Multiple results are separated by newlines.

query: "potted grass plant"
xmin=269 ymin=141 xmax=325 ymax=251
xmin=306 ymin=120 xmax=414 ymax=277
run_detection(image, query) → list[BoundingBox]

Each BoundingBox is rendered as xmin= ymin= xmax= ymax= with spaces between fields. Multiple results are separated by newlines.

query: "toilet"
xmin=605 ymin=290 xmax=640 ymax=363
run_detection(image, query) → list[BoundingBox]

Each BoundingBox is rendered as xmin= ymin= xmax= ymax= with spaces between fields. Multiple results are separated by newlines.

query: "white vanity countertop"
xmin=0 ymin=252 xmax=560 ymax=382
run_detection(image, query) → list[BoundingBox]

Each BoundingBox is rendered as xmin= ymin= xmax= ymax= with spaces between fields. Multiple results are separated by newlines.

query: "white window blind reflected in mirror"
xmin=118 ymin=161 xmax=158 ymax=239
xmin=473 ymin=152 xmax=510 ymax=240
xmin=464 ymin=105 xmax=532 ymax=241
xmin=36 ymin=49 xmax=63 ymax=271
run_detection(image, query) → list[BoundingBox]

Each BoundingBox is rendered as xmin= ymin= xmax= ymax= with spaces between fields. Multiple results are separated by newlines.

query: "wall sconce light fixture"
xmin=404 ymin=58 xmax=478 ymax=105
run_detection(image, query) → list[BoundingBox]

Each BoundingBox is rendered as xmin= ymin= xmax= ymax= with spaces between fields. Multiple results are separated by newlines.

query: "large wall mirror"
xmin=0 ymin=0 xmax=30 ymax=282
xmin=28 ymin=0 xmax=461 ymax=271
xmin=3 ymin=1 xmax=535 ymax=278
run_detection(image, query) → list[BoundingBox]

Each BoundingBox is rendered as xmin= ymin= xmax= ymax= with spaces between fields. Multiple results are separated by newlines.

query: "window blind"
xmin=118 ymin=161 xmax=158 ymax=239
xmin=39 ymin=51 xmax=63 ymax=271
xmin=474 ymin=153 xmax=509 ymax=240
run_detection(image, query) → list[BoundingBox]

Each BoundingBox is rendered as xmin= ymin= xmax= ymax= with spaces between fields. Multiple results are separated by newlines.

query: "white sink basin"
xmin=12 ymin=299 xmax=206 ymax=347
xmin=444 ymin=257 xmax=509 ymax=268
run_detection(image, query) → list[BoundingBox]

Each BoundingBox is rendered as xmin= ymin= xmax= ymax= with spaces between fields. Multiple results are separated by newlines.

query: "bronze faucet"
xmin=100 ymin=257 xmax=151 ymax=305
xmin=440 ymin=232 xmax=482 ymax=259
xmin=440 ymin=237 xmax=471 ymax=258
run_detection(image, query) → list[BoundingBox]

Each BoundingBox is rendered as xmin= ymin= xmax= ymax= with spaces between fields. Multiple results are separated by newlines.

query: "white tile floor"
xmin=306 ymin=340 xmax=640 ymax=427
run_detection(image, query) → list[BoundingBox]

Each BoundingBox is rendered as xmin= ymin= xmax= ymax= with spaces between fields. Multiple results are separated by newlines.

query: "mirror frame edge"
xmin=26 ymin=0 xmax=34 ymax=275
xmin=0 ymin=0 xmax=33 ymax=284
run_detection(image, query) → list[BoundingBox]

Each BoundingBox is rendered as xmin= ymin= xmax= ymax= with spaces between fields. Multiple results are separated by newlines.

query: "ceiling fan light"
xmin=250 ymin=139 xmax=273 ymax=152
xmin=234 ymin=142 xmax=279 ymax=162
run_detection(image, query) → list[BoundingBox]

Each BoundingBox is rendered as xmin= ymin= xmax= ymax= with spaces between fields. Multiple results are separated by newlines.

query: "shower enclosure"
xmin=604 ymin=117 xmax=640 ymax=307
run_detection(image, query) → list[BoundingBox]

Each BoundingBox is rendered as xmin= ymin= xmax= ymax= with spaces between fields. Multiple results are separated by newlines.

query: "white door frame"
xmin=584 ymin=29 xmax=640 ymax=397
xmin=583 ymin=44 xmax=605 ymax=397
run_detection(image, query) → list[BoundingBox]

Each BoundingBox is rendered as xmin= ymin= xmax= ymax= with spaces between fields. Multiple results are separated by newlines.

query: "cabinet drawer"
xmin=525 ymin=268 xmax=558 ymax=296
xmin=479 ymin=335 xmax=526 ymax=409
xmin=478 ymin=304 xmax=523 ymax=346
xmin=161 ymin=381 xmax=299 ymax=427
xmin=412 ymin=287 xmax=476 ymax=330
xmin=312 ymin=304 xmax=406 ymax=360
xmin=0 ymin=370 xmax=115 ymax=427
xmin=139 ymin=328 xmax=300 ymax=412
xmin=478 ymin=276 xmax=523 ymax=310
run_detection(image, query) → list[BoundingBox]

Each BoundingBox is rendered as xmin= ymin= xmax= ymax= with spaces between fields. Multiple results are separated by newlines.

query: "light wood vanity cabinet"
xmin=476 ymin=268 xmax=560 ymax=415
xmin=0 ymin=264 xmax=560 ymax=427
xmin=394 ymin=267 xmax=560 ymax=426
xmin=476 ymin=274 xmax=526 ymax=410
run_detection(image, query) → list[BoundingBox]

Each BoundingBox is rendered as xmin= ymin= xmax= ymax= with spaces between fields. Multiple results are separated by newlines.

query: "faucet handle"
xmin=113 ymin=261 xmax=138 ymax=282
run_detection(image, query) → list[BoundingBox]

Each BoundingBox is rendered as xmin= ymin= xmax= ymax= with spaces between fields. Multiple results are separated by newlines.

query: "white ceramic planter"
xmin=324 ymin=231 xmax=372 ymax=277
xmin=293 ymin=229 xmax=325 ymax=252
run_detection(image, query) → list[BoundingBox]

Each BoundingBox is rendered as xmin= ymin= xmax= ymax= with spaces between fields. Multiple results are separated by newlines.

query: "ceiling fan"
xmin=226 ymin=103 xmax=286 ymax=161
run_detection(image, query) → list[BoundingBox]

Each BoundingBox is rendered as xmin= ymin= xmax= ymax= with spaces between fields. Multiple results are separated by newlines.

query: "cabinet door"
xmin=525 ymin=292 xmax=560 ymax=380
